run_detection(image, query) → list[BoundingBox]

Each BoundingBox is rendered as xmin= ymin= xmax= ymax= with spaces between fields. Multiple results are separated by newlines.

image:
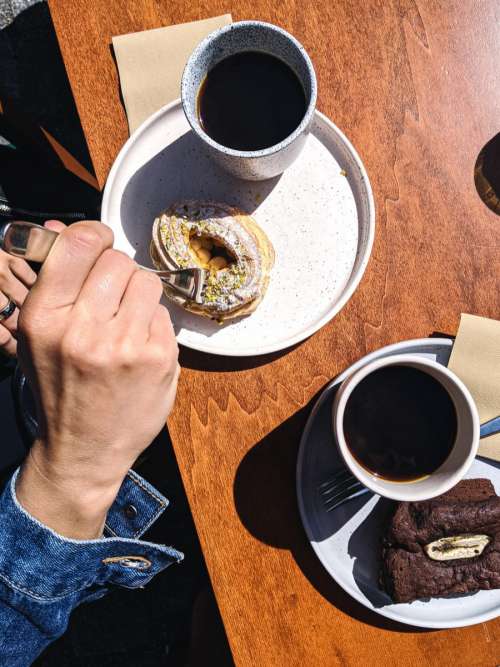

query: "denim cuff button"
xmin=102 ymin=555 xmax=151 ymax=570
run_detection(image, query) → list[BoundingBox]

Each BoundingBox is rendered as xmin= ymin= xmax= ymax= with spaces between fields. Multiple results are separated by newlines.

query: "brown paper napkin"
xmin=448 ymin=313 xmax=500 ymax=459
xmin=112 ymin=15 xmax=232 ymax=134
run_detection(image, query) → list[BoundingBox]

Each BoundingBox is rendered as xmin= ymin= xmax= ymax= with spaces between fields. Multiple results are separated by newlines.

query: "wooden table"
xmin=48 ymin=1 xmax=500 ymax=664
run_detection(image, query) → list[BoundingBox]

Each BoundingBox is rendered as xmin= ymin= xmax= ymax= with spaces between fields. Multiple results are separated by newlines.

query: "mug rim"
xmin=181 ymin=20 xmax=318 ymax=159
xmin=332 ymin=353 xmax=480 ymax=501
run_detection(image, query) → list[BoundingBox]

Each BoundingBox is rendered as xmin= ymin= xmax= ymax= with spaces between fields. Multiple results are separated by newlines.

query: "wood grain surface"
xmin=48 ymin=1 xmax=500 ymax=665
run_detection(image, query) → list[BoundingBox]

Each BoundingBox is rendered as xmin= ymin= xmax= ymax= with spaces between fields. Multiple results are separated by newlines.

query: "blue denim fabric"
xmin=0 ymin=467 xmax=183 ymax=666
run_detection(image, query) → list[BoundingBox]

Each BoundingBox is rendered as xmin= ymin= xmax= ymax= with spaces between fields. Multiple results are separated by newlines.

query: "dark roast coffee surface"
xmin=197 ymin=51 xmax=307 ymax=151
xmin=343 ymin=365 xmax=457 ymax=481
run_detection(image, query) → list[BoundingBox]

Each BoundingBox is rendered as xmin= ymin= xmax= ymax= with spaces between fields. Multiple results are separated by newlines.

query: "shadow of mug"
xmin=119 ymin=129 xmax=281 ymax=269
xmin=232 ymin=388 xmax=424 ymax=632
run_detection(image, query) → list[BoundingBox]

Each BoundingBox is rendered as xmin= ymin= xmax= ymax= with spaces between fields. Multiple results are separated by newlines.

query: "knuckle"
xmin=117 ymin=338 xmax=136 ymax=368
xmin=102 ymin=249 xmax=135 ymax=273
xmin=87 ymin=350 xmax=109 ymax=372
xmin=88 ymin=220 xmax=114 ymax=246
xmin=147 ymin=342 xmax=168 ymax=366
xmin=149 ymin=339 xmax=178 ymax=369
xmin=140 ymin=270 xmax=162 ymax=291
xmin=60 ymin=333 xmax=83 ymax=364
xmin=61 ymin=333 xmax=107 ymax=373
xmin=163 ymin=321 xmax=179 ymax=352
xmin=169 ymin=338 xmax=180 ymax=362
xmin=115 ymin=250 xmax=135 ymax=270
xmin=66 ymin=225 xmax=103 ymax=251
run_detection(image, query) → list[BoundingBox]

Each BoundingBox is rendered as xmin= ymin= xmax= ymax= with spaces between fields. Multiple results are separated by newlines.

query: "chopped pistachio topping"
xmin=154 ymin=201 xmax=265 ymax=315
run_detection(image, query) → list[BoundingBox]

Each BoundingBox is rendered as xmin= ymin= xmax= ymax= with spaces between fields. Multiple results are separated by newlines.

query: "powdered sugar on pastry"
xmin=150 ymin=201 xmax=274 ymax=321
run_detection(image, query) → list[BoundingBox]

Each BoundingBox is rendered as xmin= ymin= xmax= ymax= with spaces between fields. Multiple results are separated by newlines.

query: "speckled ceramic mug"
xmin=181 ymin=21 xmax=317 ymax=181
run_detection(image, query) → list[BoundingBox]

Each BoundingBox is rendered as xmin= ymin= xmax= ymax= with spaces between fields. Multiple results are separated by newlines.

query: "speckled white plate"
xmin=101 ymin=99 xmax=374 ymax=356
xmin=297 ymin=338 xmax=500 ymax=628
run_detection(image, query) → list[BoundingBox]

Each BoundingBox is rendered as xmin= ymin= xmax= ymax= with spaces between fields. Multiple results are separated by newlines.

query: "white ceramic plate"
xmin=296 ymin=338 xmax=500 ymax=628
xmin=101 ymin=99 xmax=374 ymax=356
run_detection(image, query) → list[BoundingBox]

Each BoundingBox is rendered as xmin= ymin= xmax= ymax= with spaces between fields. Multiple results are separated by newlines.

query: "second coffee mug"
xmin=332 ymin=354 xmax=480 ymax=502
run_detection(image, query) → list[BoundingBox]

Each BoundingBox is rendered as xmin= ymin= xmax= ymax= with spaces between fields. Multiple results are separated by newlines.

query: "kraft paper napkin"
xmin=112 ymin=14 xmax=232 ymax=134
xmin=448 ymin=314 xmax=500 ymax=460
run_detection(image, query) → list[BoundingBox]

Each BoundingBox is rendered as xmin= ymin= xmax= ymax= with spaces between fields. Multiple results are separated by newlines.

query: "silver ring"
xmin=0 ymin=299 xmax=16 ymax=322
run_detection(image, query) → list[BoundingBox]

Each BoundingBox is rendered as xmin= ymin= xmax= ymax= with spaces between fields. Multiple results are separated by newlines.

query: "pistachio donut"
xmin=150 ymin=201 xmax=275 ymax=321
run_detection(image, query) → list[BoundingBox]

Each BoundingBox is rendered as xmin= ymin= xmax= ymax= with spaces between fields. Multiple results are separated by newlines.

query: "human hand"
xmin=0 ymin=239 xmax=38 ymax=357
xmin=16 ymin=221 xmax=180 ymax=538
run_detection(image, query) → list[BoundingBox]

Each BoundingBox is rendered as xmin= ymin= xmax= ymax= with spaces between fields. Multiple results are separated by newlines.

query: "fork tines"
xmin=319 ymin=468 xmax=369 ymax=512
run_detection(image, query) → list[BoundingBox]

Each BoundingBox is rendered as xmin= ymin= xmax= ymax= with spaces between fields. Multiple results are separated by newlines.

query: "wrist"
xmin=16 ymin=445 xmax=125 ymax=539
xmin=34 ymin=433 xmax=136 ymax=491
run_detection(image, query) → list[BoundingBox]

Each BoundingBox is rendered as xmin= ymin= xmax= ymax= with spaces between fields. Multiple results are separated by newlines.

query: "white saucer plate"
xmin=101 ymin=99 xmax=374 ymax=356
xmin=296 ymin=338 xmax=500 ymax=628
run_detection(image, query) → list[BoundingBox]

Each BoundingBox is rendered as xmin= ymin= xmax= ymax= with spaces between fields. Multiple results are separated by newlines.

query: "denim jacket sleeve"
xmin=0 ymin=467 xmax=183 ymax=666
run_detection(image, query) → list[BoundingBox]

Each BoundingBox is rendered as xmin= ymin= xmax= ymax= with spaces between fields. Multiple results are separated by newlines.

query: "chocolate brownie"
xmin=381 ymin=479 xmax=500 ymax=603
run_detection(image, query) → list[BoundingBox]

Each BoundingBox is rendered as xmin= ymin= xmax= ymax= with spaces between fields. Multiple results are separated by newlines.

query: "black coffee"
xmin=343 ymin=365 xmax=457 ymax=482
xmin=197 ymin=51 xmax=307 ymax=151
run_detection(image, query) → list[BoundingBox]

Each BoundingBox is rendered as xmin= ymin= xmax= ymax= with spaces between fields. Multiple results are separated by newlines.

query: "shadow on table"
xmin=233 ymin=389 xmax=428 ymax=634
xmin=187 ymin=330 xmax=456 ymax=376
xmin=0 ymin=2 xmax=100 ymax=217
xmin=179 ymin=339 xmax=303 ymax=372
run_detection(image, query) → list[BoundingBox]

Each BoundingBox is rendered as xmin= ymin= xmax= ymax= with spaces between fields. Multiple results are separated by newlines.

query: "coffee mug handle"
xmin=480 ymin=415 xmax=500 ymax=439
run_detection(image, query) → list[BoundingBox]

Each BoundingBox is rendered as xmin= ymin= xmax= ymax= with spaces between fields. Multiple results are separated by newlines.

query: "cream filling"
xmin=424 ymin=534 xmax=491 ymax=561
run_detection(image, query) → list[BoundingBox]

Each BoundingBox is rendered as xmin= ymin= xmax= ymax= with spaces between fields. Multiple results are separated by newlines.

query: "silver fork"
xmin=319 ymin=468 xmax=370 ymax=512
xmin=0 ymin=220 xmax=207 ymax=304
